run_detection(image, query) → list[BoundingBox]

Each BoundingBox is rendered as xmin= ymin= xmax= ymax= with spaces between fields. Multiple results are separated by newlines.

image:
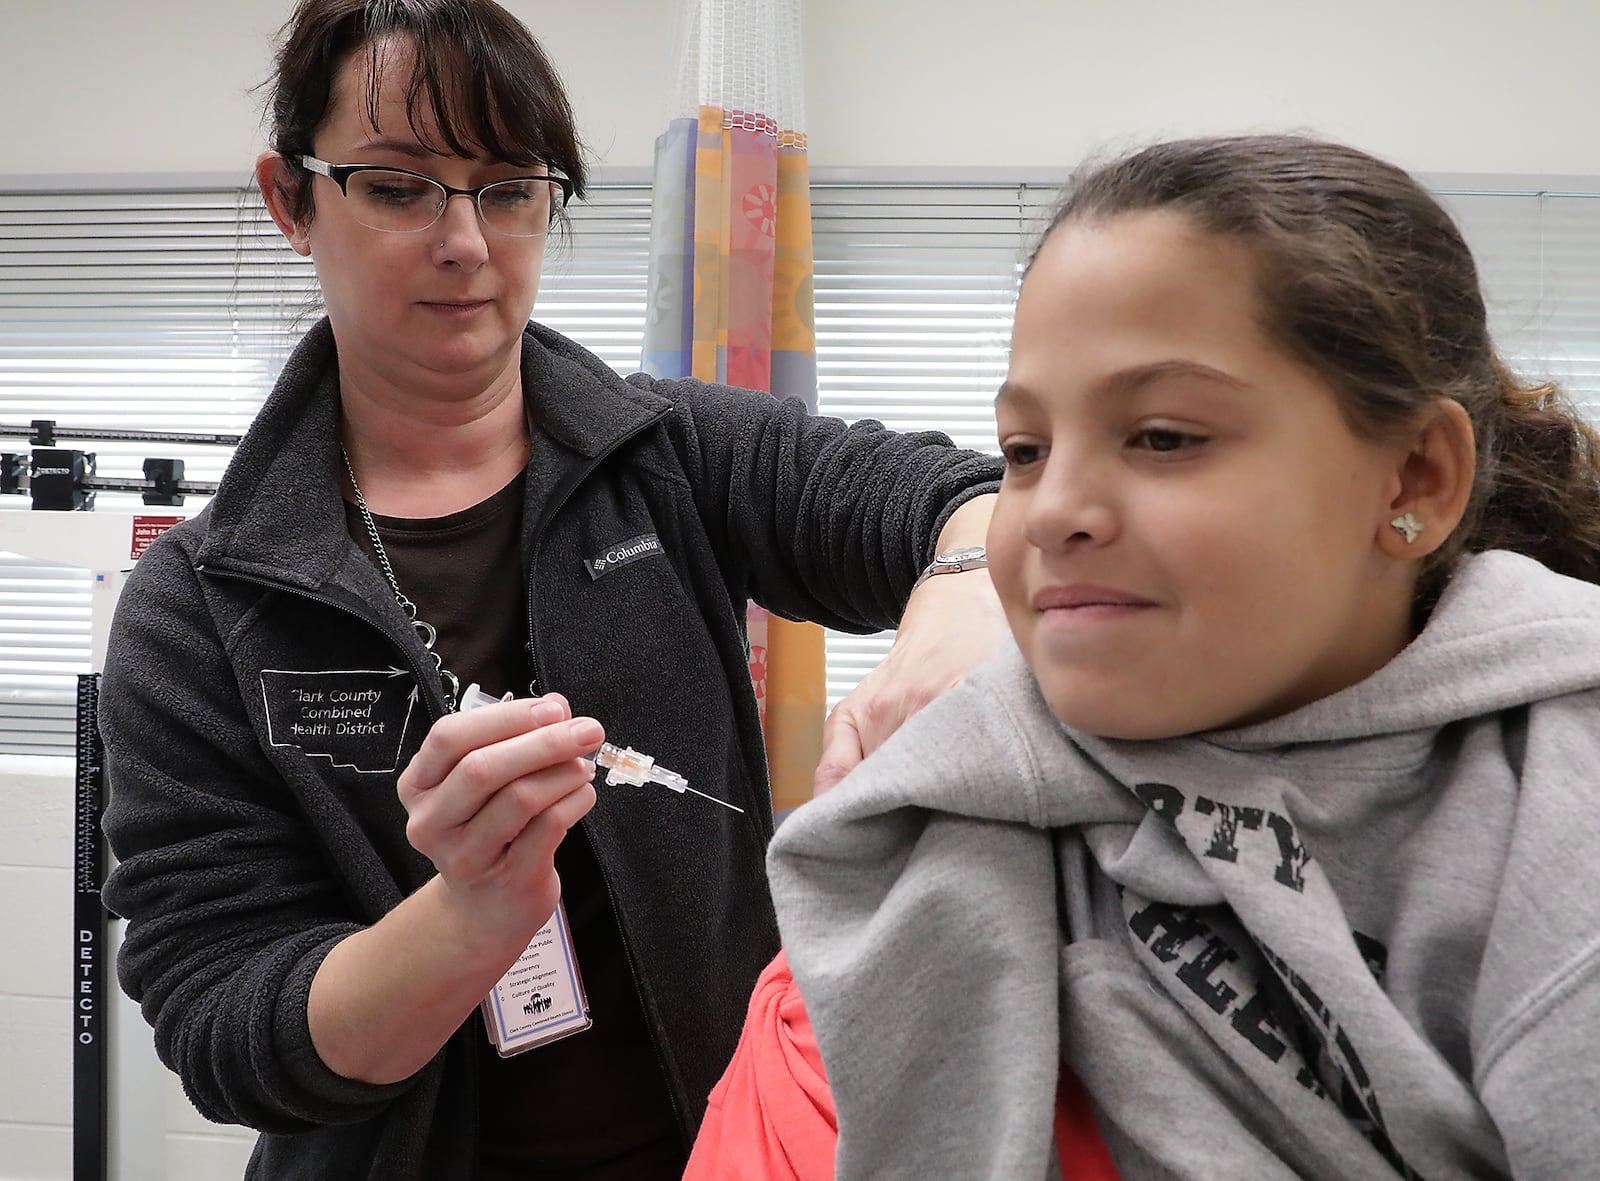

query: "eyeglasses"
xmin=297 ymin=155 xmax=573 ymax=237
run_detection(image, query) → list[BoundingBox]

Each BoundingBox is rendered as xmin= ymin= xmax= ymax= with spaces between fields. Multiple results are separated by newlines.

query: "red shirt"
xmin=685 ymin=951 xmax=1120 ymax=1180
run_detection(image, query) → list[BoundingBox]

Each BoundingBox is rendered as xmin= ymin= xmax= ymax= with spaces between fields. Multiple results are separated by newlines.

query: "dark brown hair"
xmin=263 ymin=0 xmax=587 ymax=227
xmin=1032 ymin=134 xmax=1600 ymax=601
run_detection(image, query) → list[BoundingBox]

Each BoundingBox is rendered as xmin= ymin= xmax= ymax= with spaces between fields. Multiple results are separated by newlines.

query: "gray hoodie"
xmin=768 ymin=550 xmax=1600 ymax=1180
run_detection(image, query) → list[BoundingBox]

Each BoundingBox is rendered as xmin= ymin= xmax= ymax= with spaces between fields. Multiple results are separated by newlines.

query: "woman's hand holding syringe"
xmin=460 ymin=684 xmax=744 ymax=813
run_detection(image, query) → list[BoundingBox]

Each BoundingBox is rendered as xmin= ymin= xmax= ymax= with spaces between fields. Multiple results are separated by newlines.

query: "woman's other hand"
xmin=813 ymin=499 xmax=1008 ymax=796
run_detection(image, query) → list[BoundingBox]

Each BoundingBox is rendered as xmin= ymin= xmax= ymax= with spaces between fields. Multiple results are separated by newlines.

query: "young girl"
xmin=752 ymin=135 xmax=1600 ymax=1180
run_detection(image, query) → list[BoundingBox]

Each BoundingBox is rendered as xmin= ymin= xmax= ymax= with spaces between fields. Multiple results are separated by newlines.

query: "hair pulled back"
xmin=263 ymin=0 xmax=587 ymax=227
xmin=1034 ymin=134 xmax=1600 ymax=601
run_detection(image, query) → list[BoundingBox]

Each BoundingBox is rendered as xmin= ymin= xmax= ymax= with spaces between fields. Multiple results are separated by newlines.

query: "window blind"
xmin=2 ymin=181 xmax=1599 ymax=753
xmin=0 ymin=186 xmax=296 ymax=754
xmin=1441 ymin=191 xmax=1600 ymax=418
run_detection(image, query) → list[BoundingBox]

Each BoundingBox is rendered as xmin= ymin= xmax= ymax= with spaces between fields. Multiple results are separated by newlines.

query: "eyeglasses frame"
xmin=296 ymin=154 xmax=575 ymax=236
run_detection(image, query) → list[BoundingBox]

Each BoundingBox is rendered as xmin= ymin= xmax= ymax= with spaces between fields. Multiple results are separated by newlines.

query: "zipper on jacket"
xmin=579 ymin=821 xmax=689 ymax=1147
xmin=518 ymin=409 xmax=688 ymax=1143
xmin=197 ymin=565 xmax=450 ymax=724
xmin=523 ymin=640 xmax=542 ymax=699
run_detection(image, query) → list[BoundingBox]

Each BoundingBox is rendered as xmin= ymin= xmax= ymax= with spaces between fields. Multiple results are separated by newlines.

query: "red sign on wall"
xmin=130 ymin=516 xmax=183 ymax=561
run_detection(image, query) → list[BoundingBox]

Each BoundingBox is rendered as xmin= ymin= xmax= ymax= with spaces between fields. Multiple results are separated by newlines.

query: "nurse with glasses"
xmin=97 ymin=2 xmax=1006 ymax=1179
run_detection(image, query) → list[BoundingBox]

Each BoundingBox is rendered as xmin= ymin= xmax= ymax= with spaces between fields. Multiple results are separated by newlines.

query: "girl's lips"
xmin=1038 ymin=602 xmax=1154 ymax=624
xmin=1032 ymin=584 xmax=1156 ymax=611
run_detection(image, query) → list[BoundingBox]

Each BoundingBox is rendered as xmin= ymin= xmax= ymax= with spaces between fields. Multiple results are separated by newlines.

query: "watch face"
xmin=938 ymin=545 xmax=986 ymax=563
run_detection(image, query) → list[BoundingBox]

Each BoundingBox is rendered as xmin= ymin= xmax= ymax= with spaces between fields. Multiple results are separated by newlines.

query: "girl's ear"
xmin=255 ymin=151 xmax=313 ymax=257
xmin=1378 ymin=398 xmax=1476 ymax=560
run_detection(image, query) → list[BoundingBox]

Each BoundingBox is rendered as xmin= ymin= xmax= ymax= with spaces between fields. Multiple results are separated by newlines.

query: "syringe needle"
xmin=681 ymin=783 xmax=745 ymax=813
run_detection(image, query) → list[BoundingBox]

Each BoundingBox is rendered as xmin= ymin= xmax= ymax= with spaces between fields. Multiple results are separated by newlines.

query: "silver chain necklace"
xmin=341 ymin=445 xmax=461 ymax=711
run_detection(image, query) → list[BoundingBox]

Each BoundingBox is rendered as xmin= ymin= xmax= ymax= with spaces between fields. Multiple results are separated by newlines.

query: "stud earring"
xmin=1390 ymin=512 xmax=1423 ymax=544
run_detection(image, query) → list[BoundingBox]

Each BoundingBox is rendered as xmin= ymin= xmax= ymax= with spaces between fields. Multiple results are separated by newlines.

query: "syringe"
xmin=459 ymin=684 xmax=744 ymax=813
xmin=591 ymin=742 xmax=744 ymax=813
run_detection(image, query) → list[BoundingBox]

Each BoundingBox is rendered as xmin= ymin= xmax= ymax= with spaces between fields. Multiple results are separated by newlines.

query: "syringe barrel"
xmin=594 ymin=741 xmax=654 ymax=786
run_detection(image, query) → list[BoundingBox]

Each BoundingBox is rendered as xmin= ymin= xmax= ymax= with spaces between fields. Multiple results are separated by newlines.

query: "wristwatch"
xmin=910 ymin=545 xmax=988 ymax=594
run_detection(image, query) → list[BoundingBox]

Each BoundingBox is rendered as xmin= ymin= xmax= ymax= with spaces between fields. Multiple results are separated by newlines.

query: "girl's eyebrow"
xmin=1104 ymin=360 xmax=1251 ymax=398
xmin=996 ymin=360 xmax=1248 ymax=409
xmin=994 ymin=381 xmax=1031 ymax=408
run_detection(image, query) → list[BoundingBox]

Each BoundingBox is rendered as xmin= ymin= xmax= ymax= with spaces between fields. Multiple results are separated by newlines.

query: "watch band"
xmin=910 ymin=545 xmax=988 ymax=595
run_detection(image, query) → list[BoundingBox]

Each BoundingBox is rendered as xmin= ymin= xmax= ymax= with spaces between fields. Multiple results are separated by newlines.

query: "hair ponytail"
xmin=1464 ymin=360 xmax=1600 ymax=584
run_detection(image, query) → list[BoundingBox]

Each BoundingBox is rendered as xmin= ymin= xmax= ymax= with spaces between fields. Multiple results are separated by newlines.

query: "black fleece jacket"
xmin=100 ymin=319 xmax=1001 ymax=1180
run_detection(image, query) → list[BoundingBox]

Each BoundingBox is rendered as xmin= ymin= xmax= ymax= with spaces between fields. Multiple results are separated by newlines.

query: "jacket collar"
xmin=521 ymin=320 xmax=672 ymax=459
xmin=195 ymin=317 xmax=671 ymax=589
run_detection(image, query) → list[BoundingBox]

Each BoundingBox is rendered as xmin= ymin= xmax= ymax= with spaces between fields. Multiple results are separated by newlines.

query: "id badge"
xmin=479 ymin=899 xmax=592 ymax=1056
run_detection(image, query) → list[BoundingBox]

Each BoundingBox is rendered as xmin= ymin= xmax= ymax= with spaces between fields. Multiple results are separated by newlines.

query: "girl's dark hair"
xmin=263 ymin=0 xmax=587 ymax=228
xmin=1033 ymin=134 xmax=1600 ymax=602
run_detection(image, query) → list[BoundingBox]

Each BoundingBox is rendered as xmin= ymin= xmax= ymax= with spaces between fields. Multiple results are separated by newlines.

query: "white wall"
xmin=4 ymin=2 xmax=1600 ymax=1179
xmin=804 ymin=0 xmax=1600 ymax=179
xmin=1 ymin=761 xmax=75 ymax=1179
xmin=6 ymin=1 xmax=1600 ymax=182
xmin=0 ymin=0 xmax=680 ymax=180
